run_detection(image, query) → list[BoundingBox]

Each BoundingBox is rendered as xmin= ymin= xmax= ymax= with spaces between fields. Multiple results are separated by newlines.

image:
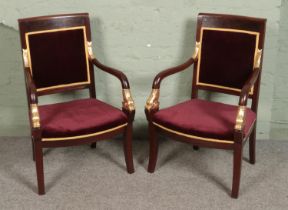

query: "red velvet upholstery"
xmin=28 ymin=28 xmax=89 ymax=89
xmin=39 ymin=98 xmax=127 ymax=138
xmin=199 ymin=29 xmax=257 ymax=89
xmin=153 ymin=99 xmax=256 ymax=140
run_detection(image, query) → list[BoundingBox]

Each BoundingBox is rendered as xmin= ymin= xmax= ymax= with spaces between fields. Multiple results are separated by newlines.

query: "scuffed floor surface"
xmin=0 ymin=137 xmax=287 ymax=209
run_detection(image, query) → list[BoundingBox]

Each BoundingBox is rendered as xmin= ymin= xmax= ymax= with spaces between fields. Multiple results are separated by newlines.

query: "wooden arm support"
xmin=238 ymin=67 xmax=261 ymax=106
xmin=89 ymin=58 xmax=135 ymax=114
xmin=24 ymin=68 xmax=41 ymax=129
xmin=24 ymin=68 xmax=38 ymax=104
xmin=234 ymin=48 xmax=262 ymax=133
xmin=234 ymin=67 xmax=261 ymax=132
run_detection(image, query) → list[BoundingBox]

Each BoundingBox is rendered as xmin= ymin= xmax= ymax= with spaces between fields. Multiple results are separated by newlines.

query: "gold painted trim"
xmin=196 ymin=27 xmax=261 ymax=95
xmin=235 ymin=106 xmax=246 ymax=131
xmin=31 ymin=103 xmax=40 ymax=128
xmin=36 ymin=81 xmax=90 ymax=92
xmin=192 ymin=42 xmax=201 ymax=60
xmin=22 ymin=49 xmax=30 ymax=68
xmin=87 ymin=41 xmax=95 ymax=59
xmin=145 ymin=89 xmax=160 ymax=111
xmin=254 ymin=49 xmax=262 ymax=68
xmin=122 ymin=89 xmax=135 ymax=111
xmin=24 ymin=26 xmax=91 ymax=92
xmin=42 ymin=123 xmax=128 ymax=141
xmin=153 ymin=122 xmax=234 ymax=144
xmin=197 ymin=82 xmax=243 ymax=92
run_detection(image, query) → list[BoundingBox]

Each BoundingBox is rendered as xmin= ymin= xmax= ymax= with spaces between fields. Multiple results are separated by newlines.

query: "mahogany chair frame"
xmin=18 ymin=13 xmax=135 ymax=195
xmin=145 ymin=13 xmax=266 ymax=198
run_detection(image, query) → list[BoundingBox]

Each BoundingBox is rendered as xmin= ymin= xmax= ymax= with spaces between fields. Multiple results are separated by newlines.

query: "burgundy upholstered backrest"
xmin=193 ymin=13 xmax=266 ymax=97
xmin=18 ymin=13 xmax=94 ymax=95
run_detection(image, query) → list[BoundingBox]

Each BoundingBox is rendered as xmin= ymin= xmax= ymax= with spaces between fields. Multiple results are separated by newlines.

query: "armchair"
xmin=18 ymin=13 xmax=135 ymax=195
xmin=145 ymin=13 xmax=266 ymax=198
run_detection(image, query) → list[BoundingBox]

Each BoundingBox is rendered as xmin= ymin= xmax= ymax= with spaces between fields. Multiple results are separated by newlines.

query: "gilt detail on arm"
xmin=122 ymin=89 xmax=135 ymax=112
xmin=235 ymin=106 xmax=246 ymax=131
xmin=145 ymin=89 xmax=160 ymax=111
xmin=31 ymin=103 xmax=40 ymax=128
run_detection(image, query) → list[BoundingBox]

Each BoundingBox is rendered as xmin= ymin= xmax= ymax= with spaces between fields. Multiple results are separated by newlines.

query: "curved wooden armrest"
xmin=235 ymin=68 xmax=260 ymax=132
xmin=145 ymin=42 xmax=200 ymax=116
xmin=90 ymin=58 xmax=130 ymax=89
xmin=145 ymin=57 xmax=195 ymax=115
xmin=90 ymin=58 xmax=135 ymax=113
xmin=151 ymin=42 xmax=200 ymax=89
xmin=24 ymin=68 xmax=41 ymax=129
xmin=152 ymin=57 xmax=195 ymax=89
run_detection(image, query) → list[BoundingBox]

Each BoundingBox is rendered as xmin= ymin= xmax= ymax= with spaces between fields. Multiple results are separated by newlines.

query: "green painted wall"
xmin=0 ymin=0 xmax=286 ymax=140
xmin=271 ymin=0 xmax=288 ymax=139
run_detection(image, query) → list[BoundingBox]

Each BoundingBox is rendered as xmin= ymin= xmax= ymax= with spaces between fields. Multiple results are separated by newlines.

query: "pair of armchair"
xmin=19 ymin=13 xmax=266 ymax=198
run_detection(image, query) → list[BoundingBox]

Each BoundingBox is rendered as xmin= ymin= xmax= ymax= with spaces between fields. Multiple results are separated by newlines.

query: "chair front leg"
xmin=34 ymin=141 xmax=45 ymax=195
xmin=31 ymin=137 xmax=35 ymax=161
xmin=90 ymin=142 xmax=97 ymax=149
xmin=249 ymin=126 xmax=256 ymax=164
xmin=148 ymin=122 xmax=158 ymax=173
xmin=193 ymin=145 xmax=199 ymax=150
xmin=123 ymin=122 xmax=135 ymax=174
xmin=231 ymin=143 xmax=243 ymax=198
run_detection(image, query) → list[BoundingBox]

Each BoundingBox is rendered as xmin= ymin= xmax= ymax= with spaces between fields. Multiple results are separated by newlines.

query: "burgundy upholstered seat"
xmin=153 ymin=99 xmax=256 ymax=140
xmin=39 ymin=98 xmax=127 ymax=138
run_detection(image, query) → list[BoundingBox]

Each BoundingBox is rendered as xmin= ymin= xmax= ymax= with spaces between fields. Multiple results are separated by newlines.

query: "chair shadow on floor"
xmin=4 ymin=137 xmax=137 ymax=193
xmin=155 ymin=140 xmax=282 ymax=196
xmin=4 ymin=167 xmax=36 ymax=193
xmin=1 ymin=137 xmax=282 ymax=196
xmin=44 ymin=147 xmax=88 ymax=192
xmin=95 ymin=138 xmax=127 ymax=171
xmin=156 ymin=139 xmax=232 ymax=195
xmin=7 ymin=148 xmax=86 ymax=193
